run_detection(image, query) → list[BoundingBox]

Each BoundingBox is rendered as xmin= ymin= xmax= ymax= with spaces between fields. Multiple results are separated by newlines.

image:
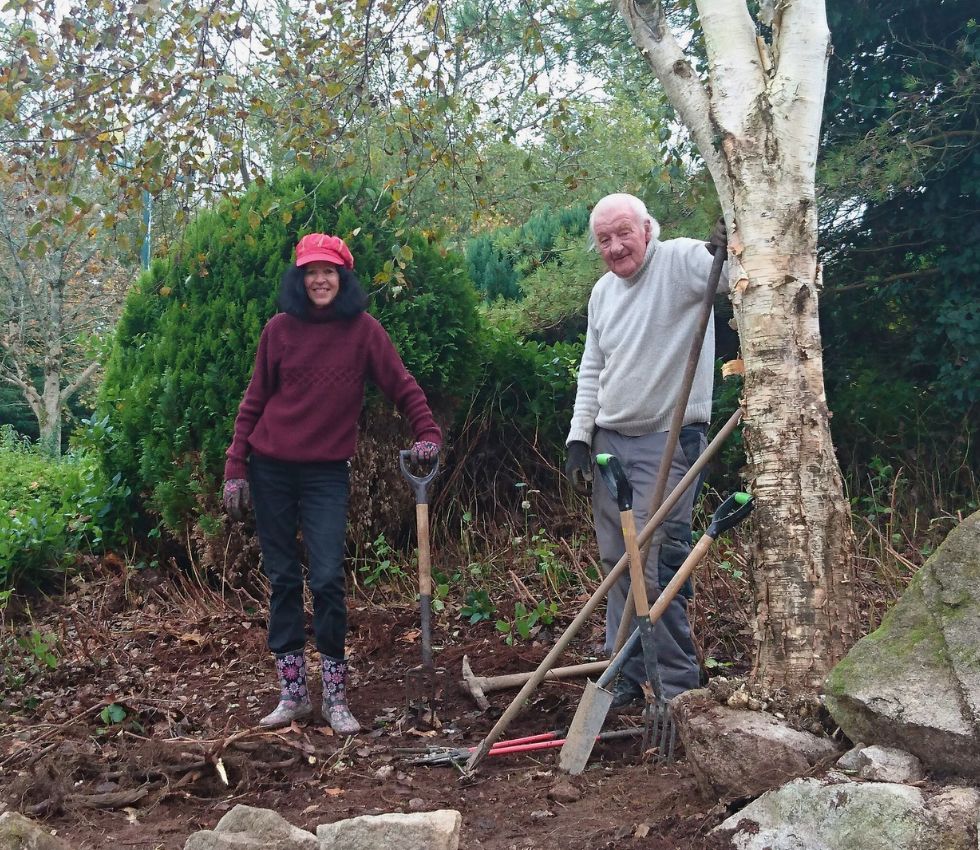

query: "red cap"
xmin=294 ymin=233 xmax=354 ymax=270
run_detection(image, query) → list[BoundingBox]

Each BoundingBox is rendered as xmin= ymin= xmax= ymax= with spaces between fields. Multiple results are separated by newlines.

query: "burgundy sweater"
xmin=224 ymin=312 xmax=441 ymax=480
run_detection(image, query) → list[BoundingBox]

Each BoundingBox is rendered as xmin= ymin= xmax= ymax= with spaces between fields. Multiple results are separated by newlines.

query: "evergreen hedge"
xmin=97 ymin=171 xmax=482 ymax=539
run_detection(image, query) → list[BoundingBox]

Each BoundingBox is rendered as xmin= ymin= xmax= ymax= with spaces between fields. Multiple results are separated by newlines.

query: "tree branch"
xmin=62 ymin=358 xmax=101 ymax=401
xmin=826 ymin=267 xmax=940 ymax=295
xmin=617 ymin=0 xmax=730 ymax=202
xmin=768 ymin=0 xmax=830 ymax=176
xmin=696 ymin=0 xmax=765 ymax=135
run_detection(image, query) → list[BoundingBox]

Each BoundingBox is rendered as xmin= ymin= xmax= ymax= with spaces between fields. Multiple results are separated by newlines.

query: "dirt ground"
xmin=0 ymin=562 xmax=740 ymax=850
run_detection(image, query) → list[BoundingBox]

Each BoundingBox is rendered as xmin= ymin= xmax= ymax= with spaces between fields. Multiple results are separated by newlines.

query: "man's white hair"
xmin=588 ymin=193 xmax=661 ymax=249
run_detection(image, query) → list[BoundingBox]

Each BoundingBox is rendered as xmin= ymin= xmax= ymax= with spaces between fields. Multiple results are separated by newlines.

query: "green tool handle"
xmin=595 ymin=453 xmax=632 ymax=512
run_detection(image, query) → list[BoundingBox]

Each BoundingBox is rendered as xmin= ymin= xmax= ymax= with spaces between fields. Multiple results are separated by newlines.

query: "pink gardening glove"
xmin=223 ymin=478 xmax=251 ymax=521
xmin=410 ymin=440 xmax=439 ymax=464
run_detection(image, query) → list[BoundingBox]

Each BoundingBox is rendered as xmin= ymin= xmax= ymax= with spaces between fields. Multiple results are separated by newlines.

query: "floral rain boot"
xmin=259 ymin=651 xmax=313 ymax=727
xmin=321 ymin=656 xmax=361 ymax=735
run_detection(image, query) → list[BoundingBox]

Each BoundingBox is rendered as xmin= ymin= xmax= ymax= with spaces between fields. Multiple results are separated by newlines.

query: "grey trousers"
xmin=592 ymin=427 xmax=706 ymax=699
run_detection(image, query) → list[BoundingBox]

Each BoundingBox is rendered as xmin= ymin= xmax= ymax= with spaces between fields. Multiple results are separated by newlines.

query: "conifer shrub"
xmin=465 ymin=203 xmax=590 ymax=303
xmin=97 ymin=171 xmax=482 ymax=551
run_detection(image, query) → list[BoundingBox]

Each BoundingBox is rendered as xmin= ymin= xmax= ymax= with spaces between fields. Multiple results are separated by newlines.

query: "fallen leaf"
xmin=317 ymin=726 xmax=335 ymax=738
xmin=179 ymin=632 xmax=206 ymax=645
xmin=634 ymin=823 xmax=651 ymax=838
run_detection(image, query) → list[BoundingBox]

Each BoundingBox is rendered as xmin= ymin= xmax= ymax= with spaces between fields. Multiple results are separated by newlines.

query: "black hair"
xmin=278 ymin=264 xmax=369 ymax=320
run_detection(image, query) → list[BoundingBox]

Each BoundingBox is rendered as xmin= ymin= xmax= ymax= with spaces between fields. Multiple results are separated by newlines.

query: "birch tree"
xmin=618 ymin=0 xmax=859 ymax=690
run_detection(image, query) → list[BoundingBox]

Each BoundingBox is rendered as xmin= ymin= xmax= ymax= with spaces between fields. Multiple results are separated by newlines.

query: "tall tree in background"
xmin=0 ymin=162 xmax=127 ymax=454
xmin=618 ymin=0 xmax=859 ymax=690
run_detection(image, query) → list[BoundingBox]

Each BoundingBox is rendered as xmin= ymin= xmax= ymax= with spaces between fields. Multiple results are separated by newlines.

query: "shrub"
xmin=448 ymin=329 xmax=582 ymax=515
xmin=465 ymin=203 xmax=591 ymax=304
xmin=96 ymin=170 xmax=482 ymax=542
xmin=0 ymin=424 xmax=130 ymax=591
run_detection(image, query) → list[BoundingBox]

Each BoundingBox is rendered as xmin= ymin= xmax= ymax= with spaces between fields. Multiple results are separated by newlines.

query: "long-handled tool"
xmin=401 ymin=727 xmax=643 ymax=767
xmin=460 ymin=655 xmax=609 ymax=711
xmin=463 ymin=409 xmax=742 ymax=774
xmin=399 ymin=450 xmax=440 ymax=717
xmin=594 ymin=453 xmax=672 ymax=762
xmin=612 ymin=246 xmax=727 ymax=657
xmin=558 ymin=491 xmax=754 ymax=775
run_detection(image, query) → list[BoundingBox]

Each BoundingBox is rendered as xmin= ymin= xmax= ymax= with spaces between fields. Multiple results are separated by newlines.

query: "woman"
xmin=223 ymin=232 xmax=440 ymax=734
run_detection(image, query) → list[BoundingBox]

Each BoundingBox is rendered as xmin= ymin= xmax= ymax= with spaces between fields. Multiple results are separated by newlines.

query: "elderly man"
xmin=565 ymin=193 xmax=726 ymax=708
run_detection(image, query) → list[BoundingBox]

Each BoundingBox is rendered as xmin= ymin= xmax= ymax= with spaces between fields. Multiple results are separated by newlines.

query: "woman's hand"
xmin=410 ymin=440 xmax=439 ymax=464
xmin=223 ymin=478 xmax=251 ymax=520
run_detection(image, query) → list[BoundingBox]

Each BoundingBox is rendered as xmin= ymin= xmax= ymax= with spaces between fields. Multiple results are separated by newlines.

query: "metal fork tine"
xmin=658 ymin=701 xmax=675 ymax=764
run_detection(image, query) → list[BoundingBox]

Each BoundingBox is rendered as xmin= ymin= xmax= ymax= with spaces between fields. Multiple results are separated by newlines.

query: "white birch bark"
xmin=619 ymin=0 xmax=858 ymax=690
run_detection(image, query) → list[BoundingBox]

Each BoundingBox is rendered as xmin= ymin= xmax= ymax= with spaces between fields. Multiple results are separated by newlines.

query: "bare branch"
xmin=617 ymin=1 xmax=730 ymax=200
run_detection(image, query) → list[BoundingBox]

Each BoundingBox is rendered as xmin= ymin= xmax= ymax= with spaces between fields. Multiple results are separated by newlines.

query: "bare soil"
xmin=1 ymin=562 xmax=739 ymax=849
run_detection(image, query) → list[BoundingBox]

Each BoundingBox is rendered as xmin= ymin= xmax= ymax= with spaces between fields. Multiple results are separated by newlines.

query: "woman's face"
xmin=303 ymin=261 xmax=341 ymax=308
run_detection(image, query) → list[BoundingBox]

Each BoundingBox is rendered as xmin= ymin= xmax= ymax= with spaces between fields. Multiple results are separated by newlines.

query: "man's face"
xmin=593 ymin=205 xmax=652 ymax=278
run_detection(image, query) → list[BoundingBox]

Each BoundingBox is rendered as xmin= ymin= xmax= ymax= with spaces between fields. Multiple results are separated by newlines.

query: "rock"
xmin=713 ymin=777 xmax=978 ymax=850
xmin=672 ymin=691 xmax=840 ymax=799
xmin=184 ymin=805 xmax=317 ymax=850
xmin=547 ymin=780 xmax=580 ymax=804
xmin=316 ymin=809 xmax=461 ymax=850
xmin=825 ymin=510 xmax=980 ymax=781
xmin=0 ymin=812 xmax=74 ymax=850
xmin=835 ymin=743 xmax=866 ymax=772
xmin=407 ymin=798 xmax=426 ymax=812
xmin=855 ymin=745 xmax=925 ymax=783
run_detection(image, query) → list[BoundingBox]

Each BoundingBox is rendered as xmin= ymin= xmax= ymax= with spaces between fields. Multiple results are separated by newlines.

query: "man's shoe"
xmin=609 ymin=676 xmax=644 ymax=711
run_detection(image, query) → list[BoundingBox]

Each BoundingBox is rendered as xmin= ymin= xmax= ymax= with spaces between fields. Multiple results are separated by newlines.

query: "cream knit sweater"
xmin=566 ymin=237 xmax=728 ymax=446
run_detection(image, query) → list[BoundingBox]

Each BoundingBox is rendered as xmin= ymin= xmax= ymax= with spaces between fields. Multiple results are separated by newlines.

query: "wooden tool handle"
xmin=648 ymin=532 xmax=714 ymax=625
xmin=621 ymin=510 xmax=650 ymax=613
xmin=416 ymin=503 xmax=431 ymax=596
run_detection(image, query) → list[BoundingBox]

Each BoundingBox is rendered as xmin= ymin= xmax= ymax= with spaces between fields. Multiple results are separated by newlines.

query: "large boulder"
xmin=0 ymin=812 xmax=74 ymax=850
xmin=825 ymin=510 xmax=980 ymax=781
xmin=672 ymin=691 xmax=839 ymax=799
xmin=713 ymin=777 xmax=979 ymax=850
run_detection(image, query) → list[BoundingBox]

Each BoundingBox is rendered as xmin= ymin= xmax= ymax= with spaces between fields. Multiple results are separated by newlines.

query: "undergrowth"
xmin=0 ymin=423 xmax=131 ymax=593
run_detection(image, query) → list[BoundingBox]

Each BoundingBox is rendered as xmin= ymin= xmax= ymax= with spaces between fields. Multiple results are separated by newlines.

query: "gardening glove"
xmin=223 ymin=478 xmax=251 ymax=521
xmin=564 ymin=440 xmax=593 ymax=494
xmin=706 ymin=216 xmax=728 ymax=256
xmin=410 ymin=440 xmax=439 ymax=464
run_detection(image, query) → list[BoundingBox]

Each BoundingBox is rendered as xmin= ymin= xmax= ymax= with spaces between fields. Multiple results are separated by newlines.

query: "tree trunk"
xmin=40 ymin=369 xmax=63 ymax=457
xmin=620 ymin=0 xmax=859 ymax=690
xmin=733 ymin=200 xmax=857 ymax=688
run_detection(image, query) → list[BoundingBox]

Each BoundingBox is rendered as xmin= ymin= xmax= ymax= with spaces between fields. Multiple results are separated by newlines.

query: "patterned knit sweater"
xmin=224 ymin=312 xmax=441 ymax=480
xmin=566 ymin=238 xmax=727 ymax=446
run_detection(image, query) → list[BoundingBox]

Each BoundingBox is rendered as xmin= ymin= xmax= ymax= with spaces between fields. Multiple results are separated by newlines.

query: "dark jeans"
xmin=248 ymin=454 xmax=350 ymax=658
